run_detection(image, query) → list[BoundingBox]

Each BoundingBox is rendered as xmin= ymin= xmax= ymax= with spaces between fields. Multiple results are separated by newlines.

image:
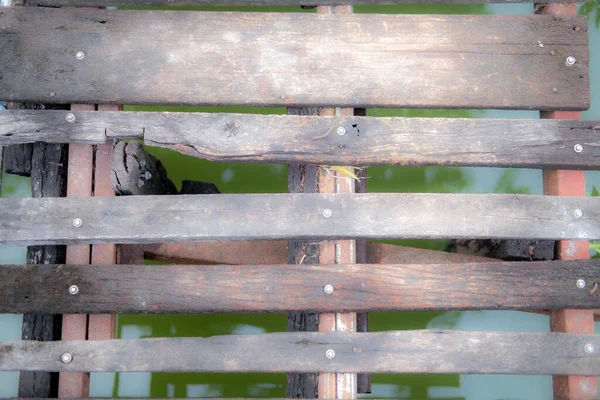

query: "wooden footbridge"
xmin=0 ymin=0 xmax=599 ymax=398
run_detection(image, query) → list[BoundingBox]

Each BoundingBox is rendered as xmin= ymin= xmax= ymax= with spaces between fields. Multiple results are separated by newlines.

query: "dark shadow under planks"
xmin=2 ymin=111 xmax=600 ymax=169
xmin=0 ymin=9 xmax=589 ymax=109
xmin=1 ymin=330 xmax=599 ymax=375
xmin=0 ymin=261 xmax=599 ymax=314
xmin=1 ymin=193 xmax=599 ymax=246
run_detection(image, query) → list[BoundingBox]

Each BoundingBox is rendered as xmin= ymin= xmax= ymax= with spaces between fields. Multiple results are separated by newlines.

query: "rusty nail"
xmin=66 ymin=113 xmax=76 ymax=123
xmin=584 ymin=344 xmax=595 ymax=354
xmin=324 ymin=284 xmax=334 ymax=294
xmin=325 ymin=349 xmax=335 ymax=359
xmin=574 ymin=144 xmax=583 ymax=153
xmin=68 ymin=285 xmax=79 ymax=295
xmin=573 ymin=209 xmax=583 ymax=219
xmin=576 ymin=279 xmax=586 ymax=289
xmin=61 ymin=353 xmax=73 ymax=363
xmin=76 ymin=51 xmax=85 ymax=60
xmin=566 ymin=56 xmax=576 ymax=66
xmin=72 ymin=218 xmax=82 ymax=228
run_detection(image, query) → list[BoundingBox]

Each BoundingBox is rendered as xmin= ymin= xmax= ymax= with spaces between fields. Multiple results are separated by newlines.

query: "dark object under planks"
xmin=1 ymin=193 xmax=599 ymax=246
xmin=0 ymin=9 xmax=589 ymax=110
xmin=2 ymin=111 xmax=600 ymax=169
xmin=1 ymin=330 xmax=599 ymax=375
xmin=1 ymin=261 xmax=598 ymax=314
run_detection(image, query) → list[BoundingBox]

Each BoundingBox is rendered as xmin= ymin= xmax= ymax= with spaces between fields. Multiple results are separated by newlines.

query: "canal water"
xmin=1 ymin=2 xmax=600 ymax=398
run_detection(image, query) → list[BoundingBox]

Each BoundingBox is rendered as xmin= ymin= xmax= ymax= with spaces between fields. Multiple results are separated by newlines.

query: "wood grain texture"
xmin=2 ymin=111 xmax=599 ymax=169
xmin=1 ymin=261 xmax=598 ymax=313
xmin=0 ymin=193 xmax=598 ymax=246
xmin=24 ymin=0 xmax=586 ymax=5
xmin=0 ymin=331 xmax=598 ymax=375
xmin=0 ymin=9 xmax=589 ymax=110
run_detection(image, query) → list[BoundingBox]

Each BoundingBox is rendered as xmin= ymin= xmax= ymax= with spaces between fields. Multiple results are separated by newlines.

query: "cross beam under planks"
xmin=2 ymin=111 xmax=600 ymax=169
xmin=1 ymin=331 xmax=599 ymax=375
xmin=0 ymin=261 xmax=599 ymax=314
xmin=0 ymin=193 xmax=599 ymax=246
xmin=0 ymin=9 xmax=589 ymax=110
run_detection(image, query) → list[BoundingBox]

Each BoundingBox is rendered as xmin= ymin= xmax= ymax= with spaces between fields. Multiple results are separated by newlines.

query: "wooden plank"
xmin=1 ymin=260 xmax=599 ymax=313
xmin=0 ymin=9 xmax=589 ymax=110
xmin=1 ymin=193 xmax=599 ymax=246
xmin=24 ymin=0 xmax=587 ymax=6
xmin=3 ymin=111 xmax=600 ymax=169
xmin=1 ymin=331 xmax=599 ymax=375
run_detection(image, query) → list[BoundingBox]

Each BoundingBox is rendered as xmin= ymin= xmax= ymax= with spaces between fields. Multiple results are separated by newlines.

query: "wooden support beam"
xmin=1 ymin=331 xmax=599 ymax=375
xmin=0 ymin=9 xmax=589 ymax=110
xmin=1 ymin=193 xmax=599 ymax=246
xmin=2 ymin=110 xmax=600 ymax=170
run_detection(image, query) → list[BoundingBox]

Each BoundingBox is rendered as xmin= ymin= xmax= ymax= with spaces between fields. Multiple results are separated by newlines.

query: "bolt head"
xmin=68 ymin=285 xmax=79 ymax=295
xmin=322 ymin=209 xmax=332 ymax=218
xmin=336 ymin=126 xmax=347 ymax=136
xmin=66 ymin=113 xmax=76 ymax=123
xmin=75 ymin=51 xmax=85 ymax=60
xmin=72 ymin=218 xmax=83 ymax=228
xmin=574 ymin=144 xmax=583 ymax=153
xmin=325 ymin=349 xmax=335 ymax=359
xmin=566 ymin=56 xmax=576 ymax=66
xmin=144 ymin=171 xmax=152 ymax=180
xmin=324 ymin=284 xmax=334 ymax=294
xmin=585 ymin=344 xmax=595 ymax=354
xmin=576 ymin=279 xmax=586 ymax=289
xmin=573 ymin=209 xmax=583 ymax=219
xmin=61 ymin=353 xmax=73 ymax=363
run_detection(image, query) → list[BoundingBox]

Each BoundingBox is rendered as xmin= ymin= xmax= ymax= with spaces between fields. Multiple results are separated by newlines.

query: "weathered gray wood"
xmin=0 ymin=260 xmax=599 ymax=313
xmin=0 ymin=9 xmax=589 ymax=110
xmin=1 ymin=331 xmax=598 ymax=375
xmin=2 ymin=111 xmax=600 ymax=169
xmin=23 ymin=0 xmax=587 ymax=5
xmin=0 ymin=193 xmax=599 ymax=246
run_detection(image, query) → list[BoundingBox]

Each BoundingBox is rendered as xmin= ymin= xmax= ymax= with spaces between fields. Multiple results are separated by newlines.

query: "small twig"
xmin=298 ymin=254 xmax=306 ymax=265
xmin=589 ymin=282 xmax=598 ymax=296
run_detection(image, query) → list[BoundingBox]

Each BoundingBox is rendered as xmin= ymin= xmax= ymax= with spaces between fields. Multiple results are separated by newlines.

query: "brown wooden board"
xmin=24 ymin=0 xmax=586 ymax=5
xmin=2 ymin=111 xmax=600 ymax=168
xmin=0 ymin=9 xmax=589 ymax=110
xmin=0 ymin=261 xmax=599 ymax=314
xmin=1 ymin=331 xmax=599 ymax=375
xmin=1 ymin=193 xmax=599 ymax=246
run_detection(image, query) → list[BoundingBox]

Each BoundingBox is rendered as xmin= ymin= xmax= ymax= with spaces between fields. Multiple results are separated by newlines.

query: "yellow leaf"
xmin=330 ymin=166 xmax=360 ymax=182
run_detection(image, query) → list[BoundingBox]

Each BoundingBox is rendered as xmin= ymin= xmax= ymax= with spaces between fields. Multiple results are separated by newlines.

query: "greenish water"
xmin=2 ymin=2 xmax=600 ymax=399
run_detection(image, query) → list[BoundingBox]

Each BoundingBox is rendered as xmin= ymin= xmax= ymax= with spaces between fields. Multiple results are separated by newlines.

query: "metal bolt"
xmin=552 ymin=87 xmax=558 ymax=93
xmin=75 ymin=51 xmax=85 ymax=60
xmin=576 ymin=279 xmax=586 ymax=289
xmin=66 ymin=113 xmax=76 ymax=123
xmin=337 ymin=126 xmax=347 ymax=136
xmin=140 ymin=160 xmax=147 ymax=168
xmin=324 ymin=284 xmax=334 ymax=294
xmin=322 ymin=209 xmax=332 ymax=218
xmin=325 ymin=349 xmax=335 ymax=359
xmin=143 ymin=171 xmax=152 ymax=180
xmin=72 ymin=218 xmax=82 ymax=228
xmin=61 ymin=353 xmax=73 ymax=364
xmin=137 ymin=179 xmax=145 ymax=187
xmin=574 ymin=144 xmax=583 ymax=153
xmin=573 ymin=209 xmax=583 ymax=219
xmin=585 ymin=344 xmax=595 ymax=354
xmin=566 ymin=56 xmax=576 ymax=66
xmin=69 ymin=285 xmax=79 ymax=295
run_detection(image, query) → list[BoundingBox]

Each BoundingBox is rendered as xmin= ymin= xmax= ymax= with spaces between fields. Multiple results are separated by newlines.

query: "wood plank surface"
xmin=25 ymin=0 xmax=585 ymax=5
xmin=0 ymin=261 xmax=599 ymax=314
xmin=1 ymin=193 xmax=599 ymax=246
xmin=2 ymin=111 xmax=600 ymax=169
xmin=0 ymin=9 xmax=589 ymax=110
xmin=0 ymin=331 xmax=598 ymax=375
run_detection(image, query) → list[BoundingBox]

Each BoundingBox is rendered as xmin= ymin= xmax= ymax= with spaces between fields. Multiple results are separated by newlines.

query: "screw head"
xmin=72 ymin=218 xmax=83 ymax=228
xmin=75 ymin=51 xmax=85 ymax=60
xmin=144 ymin=171 xmax=152 ymax=180
xmin=322 ymin=209 xmax=332 ymax=218
xmin=324 ymin=284 xmax=334 ymax=294
xmin=66 ymin=113 xmax=76 ymax=123
xmin=336 ymin=126 xmax=347 ymax=136
xmin=585 ymin=344 xmax=595 ymax=354
xmin=573 ymin=209 xmax=583 ymax=219
xmin=325 ymin=349 xmax=335 ymax=359
xmin=566 ymin=56 xmax=576 ymax=66
xmin=68 ymin=285 xmax=79 ymax=295
xmin=61 ymin=353 xmax=73 ymax=363
xmin=576 ymin=279 xmax=586 ymax=289
xmin=574 ymin=144 xmax=583 ymax=153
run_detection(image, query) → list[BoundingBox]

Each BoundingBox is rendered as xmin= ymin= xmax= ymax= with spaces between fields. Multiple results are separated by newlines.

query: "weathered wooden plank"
xmin=1 ymin=261 xmax=598 ymax=313
xmin=0 ymin=9 xmax=589 ymax=110
xmin=1 ymin=193 xmax=599 ymax=246
xmin=1 ymin=331 xmax=598 ymax=375
xmin=24 ymin=0 xmax=587 ymax=5
xmin=3 ymin=111 xmax=599 ymax=169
